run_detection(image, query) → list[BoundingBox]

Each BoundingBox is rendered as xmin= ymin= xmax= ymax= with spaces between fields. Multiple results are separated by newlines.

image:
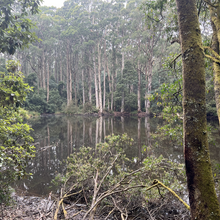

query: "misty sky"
xmin=41 ymin=0 xmax=65 ymax=8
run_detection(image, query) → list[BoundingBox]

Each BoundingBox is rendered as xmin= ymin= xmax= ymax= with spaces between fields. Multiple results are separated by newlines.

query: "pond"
xmin=14 ymin=115 xmax=220 ymax=197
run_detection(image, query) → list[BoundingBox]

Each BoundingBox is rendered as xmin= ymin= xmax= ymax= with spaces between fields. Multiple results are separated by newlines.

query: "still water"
xmin=14 ymin=115 xmax=220 ymax=197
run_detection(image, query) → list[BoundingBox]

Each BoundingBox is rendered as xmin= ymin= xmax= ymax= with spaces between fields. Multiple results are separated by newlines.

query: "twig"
xmin=54 ymin=189 xmax=82 ymax=220
xmin=82 ymin=186 xmax=88 ymax=206
xmin=104 ymin=207 xmax=116 ymax=220
xmin=70 ymin=210 xmax=86 ymax=219
xmin=152 ymin=179 xmax=190 ymax=210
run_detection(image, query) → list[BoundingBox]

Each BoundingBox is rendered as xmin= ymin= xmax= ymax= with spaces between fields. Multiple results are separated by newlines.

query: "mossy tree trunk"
xmin=176 ymin=0 xmax=220 ymax=219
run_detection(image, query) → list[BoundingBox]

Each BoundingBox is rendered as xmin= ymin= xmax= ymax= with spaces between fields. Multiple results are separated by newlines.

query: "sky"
xmin=41 ymin=0 xmax=65 ymax=8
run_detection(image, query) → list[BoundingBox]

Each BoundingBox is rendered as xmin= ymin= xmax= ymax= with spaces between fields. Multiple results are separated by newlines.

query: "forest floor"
xmin=1 ymin=193 xmax=190 ymax=220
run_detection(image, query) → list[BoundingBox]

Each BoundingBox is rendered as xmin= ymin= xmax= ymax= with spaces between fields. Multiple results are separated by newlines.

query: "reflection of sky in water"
xmin=14 ymin=115 xmax=220 ymax=197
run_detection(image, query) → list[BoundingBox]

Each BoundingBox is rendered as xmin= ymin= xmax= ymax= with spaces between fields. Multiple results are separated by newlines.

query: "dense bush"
xmin=0 ymin=60 xmax=35 ymax=204
xmin=52 ymin=134 xmax=186 ymax=219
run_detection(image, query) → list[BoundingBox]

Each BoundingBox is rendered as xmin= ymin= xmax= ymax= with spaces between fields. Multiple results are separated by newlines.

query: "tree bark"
xmin=69 ymin=51 xmax=72 ymax=104
xmin=60 ymin=59 xmax=62 ymax=82
xmin=82 ymin=68 xmax=85 ymax=106
xmin=103 ymin=40 xmax=107 ymax=111
xmin=121 ymin=51 xmax=125 ymax=113
xmin=66 ymin=46 xmax=70 ymax=106
xmin=107 ymin=61 xmax=111 ymax=111
xmin=176 ymin=0 xmax=220 ymax=219
xmin=137 ymin=59 xmax=141 ymax=113
xmin=89 ymin=57 xmax=92 ymax=103
xmin=93 ymin=48 xmax=99 ymax=109
xmin=47 ymin=60 xmax=49 ymax=103
xmin=145 ymin=61 xmax=152 ymax=115
xmin=97 ymin=43 xmax=103 ymax=114
xmin=42 ymin=50 xmax=46 ymax=89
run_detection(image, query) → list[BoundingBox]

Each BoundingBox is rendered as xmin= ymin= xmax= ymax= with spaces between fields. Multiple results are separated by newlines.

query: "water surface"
xmin=14 ymin=115 xmax=220 ymax=197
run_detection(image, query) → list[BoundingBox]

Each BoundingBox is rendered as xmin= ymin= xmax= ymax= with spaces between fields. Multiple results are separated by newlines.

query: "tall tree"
xmin=176 ymin=0 xmax=220 ymax=218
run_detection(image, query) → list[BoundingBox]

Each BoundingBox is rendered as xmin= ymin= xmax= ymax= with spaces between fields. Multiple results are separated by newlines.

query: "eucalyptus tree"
xmin=176 ymin=0 xmax=220 ymax=218
xmin=126 ymin=0 xmax=146 ymax=113
xmin=58 ymin=2 xmax=87 ymax=106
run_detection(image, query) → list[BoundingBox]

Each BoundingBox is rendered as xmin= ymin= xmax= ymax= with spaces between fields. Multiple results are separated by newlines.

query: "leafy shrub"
xmin=83 ymin=102 xmax=99 ymax=113
xmin=53 ymin=134 xmax=186 ymax=219
xmin=0 ymin=60 xmax=35 ymax=204
xmin=64 ymin=102 xmax=81 ymax=114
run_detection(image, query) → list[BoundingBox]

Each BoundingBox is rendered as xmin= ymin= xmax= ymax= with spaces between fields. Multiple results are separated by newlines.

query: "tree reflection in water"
xmin=14 ymin=115 xmax=220 ymax=197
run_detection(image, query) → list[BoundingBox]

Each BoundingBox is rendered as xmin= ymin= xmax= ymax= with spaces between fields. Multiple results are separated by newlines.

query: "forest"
xmin=1 ymin=0 xmax=180 ymax=115
xmin=1 ymin=0 xmax=220 ymax=219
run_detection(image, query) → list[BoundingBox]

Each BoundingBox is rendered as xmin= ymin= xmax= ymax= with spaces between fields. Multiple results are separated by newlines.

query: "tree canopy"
xmin=0 ymin=0 xmax=42 ymax=54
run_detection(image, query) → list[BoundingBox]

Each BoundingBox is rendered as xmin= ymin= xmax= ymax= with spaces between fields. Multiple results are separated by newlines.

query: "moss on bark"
xmin=176 ymin=0 xmax=220 ymax=219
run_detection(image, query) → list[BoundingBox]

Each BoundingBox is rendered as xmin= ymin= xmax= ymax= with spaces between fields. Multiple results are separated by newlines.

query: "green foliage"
xmin=53 ymin=134 xmax=185 ymax=216
xmin=58 ymin=81 xmax=66 ymax=98
xmin=24 ymin=73 xmax=37 ymax=87
xmin=63 ymin=102 xmax=82 ymax=114
xmin=26 ymin=92 xmax=48 ymax=114
xmin=83 ymin=102 xmax=99 ymax=114
xmin=114 ymin=61 xmax=138 ymax=112
xmin=0 ymin=60 xmax=35 ymax=204
xmin=25 ymin=85 xmax=65 ymax=114
xmin=150 ymin=53 xmax=183 ymax=146
xmin=0 ymin=0 xmax=41 ymax=54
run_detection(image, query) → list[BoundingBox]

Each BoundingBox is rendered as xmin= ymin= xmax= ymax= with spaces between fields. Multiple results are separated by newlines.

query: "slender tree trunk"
xmin=107 ymin=61 xmax=111 ymax=111
xmin=93 ymin=48 xmax=99 ymax=109
xmin=103 ymin=40 xmax=107 ymax=111
xmin=145 ymin=61 xmax=152 ymax=115
xmin=95 ymin=118 xmax=98 ymax=146
xmin=60 ymin=59 xmax=62 ymax=82
xmin=47 ymin=60 xmax=49 ymax=103
xmin=137 ymin=118 xmax=141 ymax=162
xmin=69 ymin=51 xmax=72 ymax=104
xmin=88 ymin=66 xmax=92 ymax=103
xmin=111 ymin=71 xmax=114 ymax=111
xmin=70 ymin=122 xmax=72 ymax=154
xmin=82 ymin=68 xmax=85 ymax=106
xmin=55 ymin=50 xmax=57 ymax=82
xmin=137 ymin=59 xmax=141 ymax=113
xmin=121 ymin=51 xmax=125 ymax=113
xmin=83 ymin=118 xmax=85 ymax=145
xmin=66 ymin=47 xmax=70 ymax=106
xmin=42 ymin=50 xmax=46 ymax=89
xmin=111 ymin=43 xmax=116 ymax=111
xmin=37 ymin=58 xmax=39 ymax=93
xmin=74 ymin=53 xmax=77 ymax=105
xmin=99 ymin=116 xmax=102 ymax=143
xmin=39 ymin=58 xmax=42 ymax=88
xmin=97 ymin=43 xmax=103 ymax=113
xmin=176 ymin=0 xmax=220 ymax=218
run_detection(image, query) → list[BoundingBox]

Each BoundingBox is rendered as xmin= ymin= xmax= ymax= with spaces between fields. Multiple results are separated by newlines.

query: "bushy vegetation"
xmin=52 ymin=134 xmax=186 ymax=219
xmin=0 ymin=61 xmax=35 ymax=204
